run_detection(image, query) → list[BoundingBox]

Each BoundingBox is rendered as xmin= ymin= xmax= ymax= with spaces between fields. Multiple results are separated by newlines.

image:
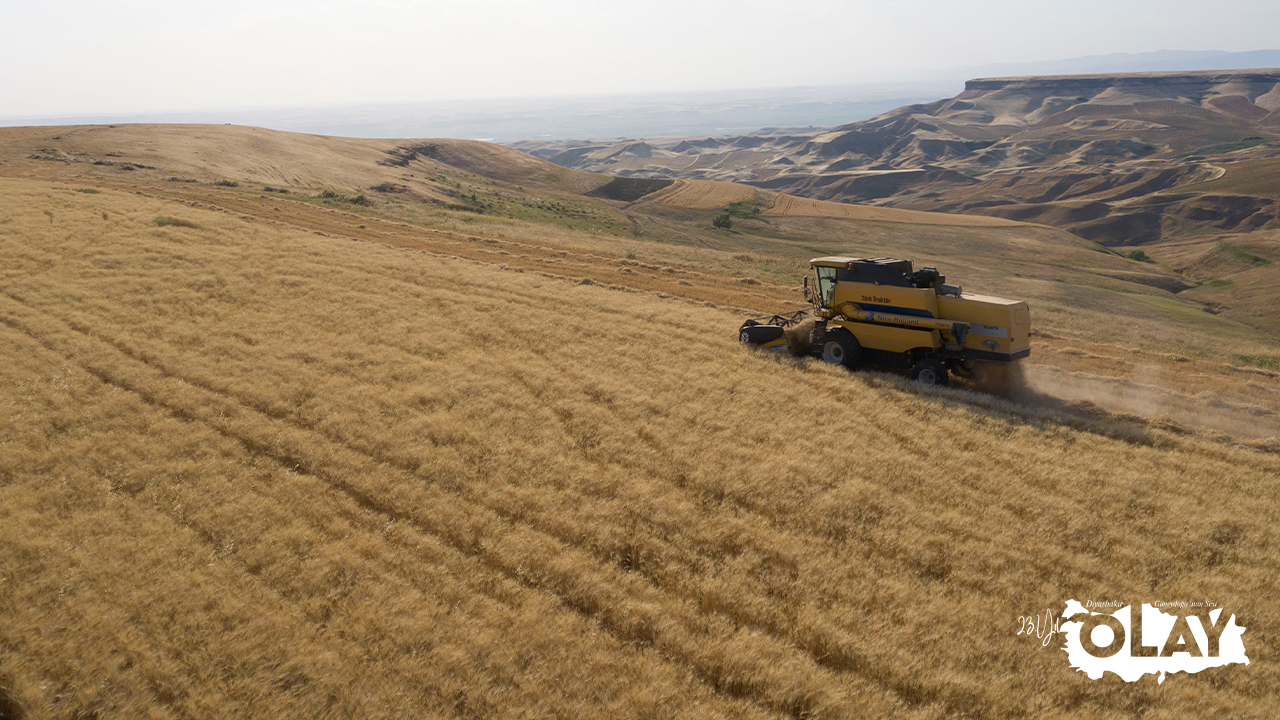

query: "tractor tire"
xmin=911 ymin=357 xmax=949 ymax=387
xmin=821 ymin=329 xmax=860 ymax=368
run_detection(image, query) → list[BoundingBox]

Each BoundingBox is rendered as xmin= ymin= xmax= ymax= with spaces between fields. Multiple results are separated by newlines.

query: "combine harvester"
xmin=740 ymin=256 xmax=1030 ymax=386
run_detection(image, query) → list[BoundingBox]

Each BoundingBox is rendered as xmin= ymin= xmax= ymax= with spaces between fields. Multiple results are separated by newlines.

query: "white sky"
xmin=2 ymin=0 xmax=1278 ymax=116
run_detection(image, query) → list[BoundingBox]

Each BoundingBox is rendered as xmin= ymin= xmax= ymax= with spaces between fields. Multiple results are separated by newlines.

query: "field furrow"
xmin=0 ymin=291 xmax=886 ymax=718
xmin=3 ymin=150 xmax=1278 ymax=720
xmin=0 ymin=297 xmax=789 ymax=720
xmin=0 ymin=325 xmax=416 ymax=718
xmin=0 ymin=198 xmax=1034 ymax=714
xmin=6 ymin=219 xmax=1274 ymax=717
xmin=2 ymin=253 xmax=1030 ymax=716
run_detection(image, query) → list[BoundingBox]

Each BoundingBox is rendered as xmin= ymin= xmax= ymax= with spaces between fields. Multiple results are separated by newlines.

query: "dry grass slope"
xmin=651 ymin=179 xmax=1019 ymax=227
xmin=2 ymin=176 xmax=1279 ymax=719
xmin=763 ymin=194 xmax=1021 ymax=226
xmin=1 ymin=123 xmax=608 ymax=200
xmin=5 ymin=123 xmax=1277 ymax=434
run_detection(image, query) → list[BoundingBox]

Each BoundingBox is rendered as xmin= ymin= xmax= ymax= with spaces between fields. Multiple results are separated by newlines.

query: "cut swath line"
xmin=0 ymin=296 xmax=870 ymax=719
xmin=0 ymin=288 xmax=998 ymax=717
xmin=1 ymin=303 xmax=780 ymax=716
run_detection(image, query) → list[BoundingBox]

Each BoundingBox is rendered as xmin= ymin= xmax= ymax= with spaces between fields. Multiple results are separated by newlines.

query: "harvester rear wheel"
xmin=911 ymin=357 xmax=949 ymax=387
xmin=821 ymin=329 xmax=860 ymax=368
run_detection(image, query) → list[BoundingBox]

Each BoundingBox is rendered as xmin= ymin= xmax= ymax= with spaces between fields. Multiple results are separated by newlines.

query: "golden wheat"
xmin=2 ymin=177 xmax=1277 ymax=719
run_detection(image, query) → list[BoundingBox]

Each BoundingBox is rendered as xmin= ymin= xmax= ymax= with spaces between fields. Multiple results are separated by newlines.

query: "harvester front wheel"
xmin=821 ymin=330 xmax=860 ymax=368
xmin=911 ymin=357 xmax=949 ymax=387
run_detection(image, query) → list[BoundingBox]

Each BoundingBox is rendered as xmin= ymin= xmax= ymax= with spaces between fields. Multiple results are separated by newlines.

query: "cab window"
xmin=815 ymin=266 xmax=838 ymax=306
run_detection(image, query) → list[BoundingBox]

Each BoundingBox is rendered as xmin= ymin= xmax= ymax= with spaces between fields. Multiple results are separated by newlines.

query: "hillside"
xmin=513 ymin=70 xmax=1280 ymax=335
xmin=5 ymin=123 xmax=1279 ymax=421
xmin=514 ymin=69 xmax=1280 ymax=201
xmin=2 ymin=125 xmax=1279 ymax=718
xmin=3 ymin=124 xmax=1277 ymax=432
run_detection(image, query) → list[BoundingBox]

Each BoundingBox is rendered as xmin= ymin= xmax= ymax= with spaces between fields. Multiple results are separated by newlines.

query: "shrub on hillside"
xmin=155 ymin=217 xmax=200 ymax=229
xmin=318 ymin=190 xmax=370 ymax=206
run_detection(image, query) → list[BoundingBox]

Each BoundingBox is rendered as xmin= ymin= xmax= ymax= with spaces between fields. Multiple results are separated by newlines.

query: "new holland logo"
xmin=1060 ymin=600 xmax=1249 ymax=683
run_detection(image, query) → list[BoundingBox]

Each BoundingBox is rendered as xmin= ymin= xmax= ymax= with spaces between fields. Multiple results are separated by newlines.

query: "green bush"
xmin=155 ymin=217 xmax=200 ymax=229
xmin=1233 ymin=354 xmax=1280 ymax=371
xmin=1126 ymin=249 xmax=1153 ymax=263
xmin=318 ymin=190 xmax=370 ymax=206
xmin=712 ymin=212 xmax=732 ymax=230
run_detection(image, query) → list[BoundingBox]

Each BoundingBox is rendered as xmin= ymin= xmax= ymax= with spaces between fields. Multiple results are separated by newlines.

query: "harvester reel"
xmin=738 ymin=310 xmax=814 ymax=348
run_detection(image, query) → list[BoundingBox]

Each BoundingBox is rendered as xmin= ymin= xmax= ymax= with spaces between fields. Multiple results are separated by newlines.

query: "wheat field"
xmin=2 ymin=174 xmax=1278 ymax=719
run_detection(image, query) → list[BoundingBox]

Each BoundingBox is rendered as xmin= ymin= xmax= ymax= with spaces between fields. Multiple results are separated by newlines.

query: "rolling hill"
xmin=513 ymin=69 xmax=1280 ymax=335
xmin=4 ymin=123 xmax=1278 ymax=432
xmin=513 ymin=69 xmax=1280 ymax=206
xmin=2 ymin=124 xmax=1279 ymax=719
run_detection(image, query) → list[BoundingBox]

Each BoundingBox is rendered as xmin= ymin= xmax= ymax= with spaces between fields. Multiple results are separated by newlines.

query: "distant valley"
xmin=514 ymin=69 xmax=1280 ymax=334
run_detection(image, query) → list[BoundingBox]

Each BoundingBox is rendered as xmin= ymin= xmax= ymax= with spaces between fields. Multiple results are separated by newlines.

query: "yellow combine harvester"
xmin=740 ymin=256 xmax=1030 ymax=386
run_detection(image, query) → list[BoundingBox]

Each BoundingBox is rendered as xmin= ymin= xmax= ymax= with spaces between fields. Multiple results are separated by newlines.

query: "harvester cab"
xmin=740 ymin=256 xmax=1031 ymax=386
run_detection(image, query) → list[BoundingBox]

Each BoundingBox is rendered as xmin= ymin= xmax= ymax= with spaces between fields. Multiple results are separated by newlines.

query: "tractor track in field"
xmin=0 ymin=318 xmax=400 ymax=713
xmin=0 ymin=367 xmax=290 ymax=717
xmin=0 ymin=315 xmax=738 ymax=720
xmin=3 ymin=296 xmax=847 ymax=714
xmin=0 ymin=294 xmax=847 ymax=719
xmin=19 ymin=175 xmax=1256 ymax=717
xmin=3 ymin=185 xmax=1109 ymax=715
xmin=6 ymin=130 xmax=1279 ymax=720
xmin=0 ymin=287 xmax=1005 ymax=718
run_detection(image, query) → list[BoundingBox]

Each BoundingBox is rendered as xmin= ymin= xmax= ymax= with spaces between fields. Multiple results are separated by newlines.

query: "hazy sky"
xmin=3 ymin=0 xmax=1279 ymax=116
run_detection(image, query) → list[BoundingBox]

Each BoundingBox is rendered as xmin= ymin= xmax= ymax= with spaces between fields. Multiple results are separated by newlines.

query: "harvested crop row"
xmin=3 ymin=178 xmax=1278 ymax=718
xmin=0 ymin=272 xmax=781 ymax=719
xmin=658 ymin=179 xmax=760 ymax=210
